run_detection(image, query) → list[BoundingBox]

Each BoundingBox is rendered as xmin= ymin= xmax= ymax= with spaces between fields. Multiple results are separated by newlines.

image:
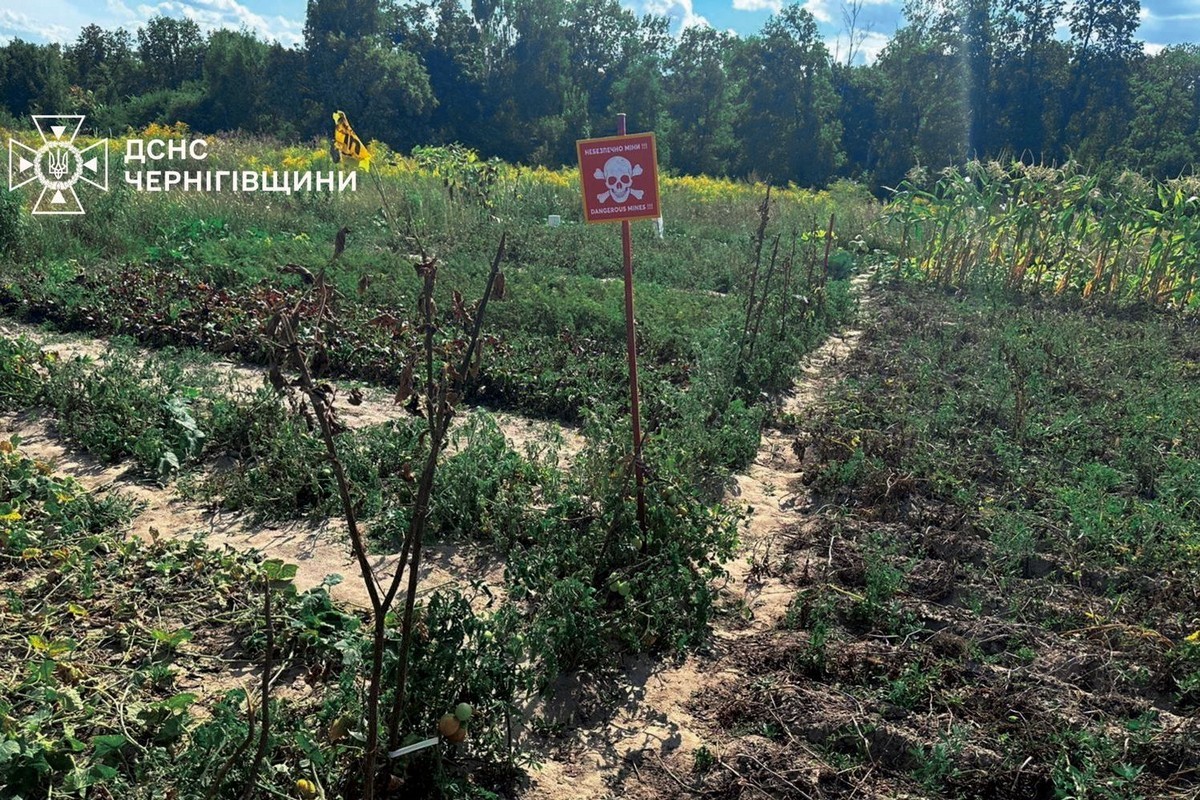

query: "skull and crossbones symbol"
xmin=595 ymin=156 xmax=644 ymax=204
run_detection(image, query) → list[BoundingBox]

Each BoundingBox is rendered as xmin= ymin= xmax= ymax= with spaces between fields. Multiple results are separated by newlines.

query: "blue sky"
xmin=0 ymin=0 xmax=1197 ymax=65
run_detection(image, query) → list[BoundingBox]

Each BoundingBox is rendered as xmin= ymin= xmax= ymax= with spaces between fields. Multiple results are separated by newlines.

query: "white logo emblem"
xmin=7 ymin=115 xmax=109 ymax=215
xmin=594 ymin=156 xmax=644 ymax=204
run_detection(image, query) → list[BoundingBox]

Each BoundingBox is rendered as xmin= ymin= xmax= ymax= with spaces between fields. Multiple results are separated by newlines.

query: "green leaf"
xmin=156 ymin=451 xmax=181 ymax=481
xmin=263 ymin=559 xmax=298 ymax=582
xmin=90 ymin=762 xmax=119 ymax=781
xmin=162 ymin=692 xmax=196 ymax=712
xmin=57 ymin=687 xmax=85 ymax=712
xmin=0 ymin=739 xmax=20 ymax=766
xmin=151 ymin=628 xmax=193 ymax=649
xmin=92 ymin=734 xmax=129 ymax=763
xmin=29 ymin=636 xmax=77 ymax=657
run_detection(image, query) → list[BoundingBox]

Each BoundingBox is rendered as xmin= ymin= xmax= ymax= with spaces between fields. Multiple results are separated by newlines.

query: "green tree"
xmin=665 ymin=26 xmax=738 ymax=176
xmin=990 ymin=0 xmax=1068 ymax=162
xmin=564 ymin=0 xmax=636 ymax=131
xmin=261 ymin=43 xmax=309 ymax=139
xmin=607 ymin=14 xmax=672 ymax=159
xmin=0 ymin=40 xmax=69 ymax=117
xmin=137 ymin=16 xmax=205 ymax=91
xmin=734 ymin=4 xmax=843 ymax=186
xmin=487 ymin=0 xmax=574 ymax=163
xmin=66 ymin=25 xmax=138 ymax=106
xmin=1063 ymin=0 xmax=1141 ymax=165
xmin=962 ymin=0 xmax=995 ymax=157
xmin=304 ymin=0 xmax=383 ymax=130
xmin=832 ymin=62 xmax=883 ymax=181
xmin=387 ymin=0 xmax=488 ymax=148
xmin=870 ymin=4 xmax=970 ymax=188
xmin=1123 ymin=45 xmax=1200 ymax=177
xmin=333 ymin=40 xmax=434 ymax=151
xmin=201 ymin=30 xmax=268 ymax=131
xmin=305 ymin=0 xmax=382 ymax=48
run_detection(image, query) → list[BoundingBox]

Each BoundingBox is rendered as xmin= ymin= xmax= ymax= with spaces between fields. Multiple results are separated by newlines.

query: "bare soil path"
xmin=0 ymin=317 xmax=584 ymax=614
xmin=0 ymin=274 xmax=872 ymax=789
xmin=524 ymin=271 xmax=873 ymax=800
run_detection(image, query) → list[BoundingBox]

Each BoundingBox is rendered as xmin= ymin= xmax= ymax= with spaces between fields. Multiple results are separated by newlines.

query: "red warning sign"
xmin=576 ymin=132 xmax=660 ymax=224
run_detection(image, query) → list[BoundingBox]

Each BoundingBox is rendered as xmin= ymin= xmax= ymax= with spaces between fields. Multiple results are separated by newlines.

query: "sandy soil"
xmin=0 ymin=318 xmax=587 ymax=622
xmin=0 ymin=318 xmax=586 ymax=465
xmin=522 ymin=272 xmax=873 ymax=800
xmin=0 ymin=275 xmax=870 ymax=791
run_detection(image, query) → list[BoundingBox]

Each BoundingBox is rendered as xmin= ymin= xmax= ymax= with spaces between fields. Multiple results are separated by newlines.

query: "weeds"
xmin=676 ymin=282 xmax=1200 ymax=800
xmin=0 ymin=133 xmax=879 ymax=797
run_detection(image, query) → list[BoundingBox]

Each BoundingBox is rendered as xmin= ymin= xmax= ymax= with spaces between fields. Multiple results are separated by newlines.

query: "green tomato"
xmin=454 ymin=702 xmax=473 ymax=722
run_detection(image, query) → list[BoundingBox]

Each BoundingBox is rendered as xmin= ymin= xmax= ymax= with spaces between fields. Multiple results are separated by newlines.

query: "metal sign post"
xmin=576 ymin=114 xmax=661 ymax=533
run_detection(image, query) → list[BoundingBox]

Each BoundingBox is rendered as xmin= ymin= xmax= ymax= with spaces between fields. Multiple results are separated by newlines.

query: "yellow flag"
xmin=332 ymin=110 xmax=371 ymax=172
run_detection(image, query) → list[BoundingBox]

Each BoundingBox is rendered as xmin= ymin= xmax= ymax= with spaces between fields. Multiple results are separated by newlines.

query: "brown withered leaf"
xmin=310 ymin=348 xmax=330 ymax=378
xmin=468 ymin=346 xmax=483 ymax=379
xmin=413 ymin=257 xmax=438 ymax=278
xmin=264 ymin=309 xmax=282 ymax=338
xmin=419 ymin=296 xmax=437 ymax=320
xmin=280 ymin=263 xmax=315 ymax=285
xmin=267 ymin=365 xmax=287 ymax=393
xmin=333 ymin=226 xmax=350 ymax=261
xmin=394 ymin=361 xmax=414 ymax=406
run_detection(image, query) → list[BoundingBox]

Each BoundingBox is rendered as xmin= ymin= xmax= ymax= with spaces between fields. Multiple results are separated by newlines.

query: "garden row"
xmin=0 ymin=135 xmax=870 ymax=797
xmin=0 ymin=302 xmax=744 ymax=796
xmin=651 ymin=282 xmax=1200 ymax=799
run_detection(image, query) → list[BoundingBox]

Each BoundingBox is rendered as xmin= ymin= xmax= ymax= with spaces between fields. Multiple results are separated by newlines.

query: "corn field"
xmin=884 ymin=161 xmax=1200 ymax=307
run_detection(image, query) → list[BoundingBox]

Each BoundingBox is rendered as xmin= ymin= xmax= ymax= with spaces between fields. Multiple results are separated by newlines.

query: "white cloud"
xmin=825 ymin=29 xmax=889 ymax=65
xmin=641 ymin=0 xmax=710 ymax=31
xmin=732 ymin=0 xmax=783 ymax=12
xmin=804 ymin=0 xmax=835 ymax=23
xmin=106 ymin=0 xmax=136 ymax=17
xmin=1143 ymin=41 xmax=1166 ymax=55
xmin=130 ymin=0 xmax=302 ymax=45
xmin=0 ymin=9 xmax=75 ymax=43
xmin=857 ymin=30 xmax=889 ymax=62
xmin=734 ymin=0 xmax=893 ymax=22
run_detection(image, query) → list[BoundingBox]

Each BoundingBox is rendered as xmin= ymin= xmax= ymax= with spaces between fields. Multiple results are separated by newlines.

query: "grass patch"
xmin=682 ymin=283 xmax=1200 ymax=799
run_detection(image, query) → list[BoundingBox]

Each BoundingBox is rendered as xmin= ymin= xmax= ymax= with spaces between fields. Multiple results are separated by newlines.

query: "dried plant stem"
xmin=242 ymin=577 xmax=273 ymax=800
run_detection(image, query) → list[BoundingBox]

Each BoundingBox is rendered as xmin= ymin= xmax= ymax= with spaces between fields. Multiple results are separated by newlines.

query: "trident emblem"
xmin=46 ymin=148 xmax=70 ymax=180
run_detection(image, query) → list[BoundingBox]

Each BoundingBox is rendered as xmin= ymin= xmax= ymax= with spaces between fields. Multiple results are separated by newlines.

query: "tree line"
xmin=1 ymin=0 xmax=1197 ymax=190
